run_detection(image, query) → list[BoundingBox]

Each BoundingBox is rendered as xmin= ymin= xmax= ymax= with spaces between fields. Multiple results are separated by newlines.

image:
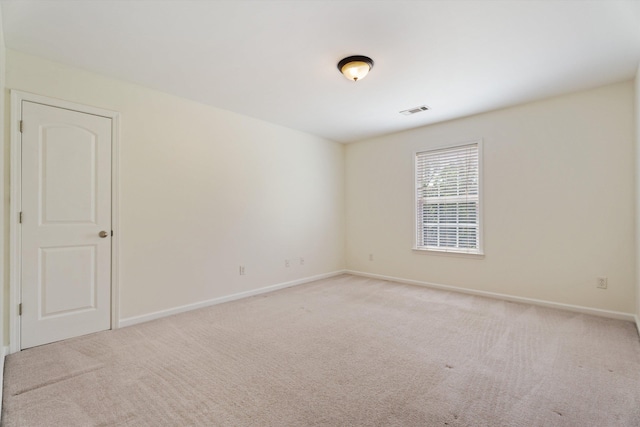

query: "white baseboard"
xmin=119 ymin=270 xmax=346 ymax=328
xmin=346 ymin=270 xmax=636 ymax=322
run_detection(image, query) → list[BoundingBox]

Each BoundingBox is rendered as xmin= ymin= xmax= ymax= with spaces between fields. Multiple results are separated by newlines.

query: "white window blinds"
xmin=415 ymin=142 xmax=481 ymax=254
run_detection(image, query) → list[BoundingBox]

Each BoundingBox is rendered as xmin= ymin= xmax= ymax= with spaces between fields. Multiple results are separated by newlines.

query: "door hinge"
xmin=111 ymin=230 xmax=114 ymax=236
xmin=19 ymin=212 xmax=23 ymax=223
xmin=19 ymin=120 xmax=23 ymax=133
xmin=18 ymin=303 xmax=22 ymax=316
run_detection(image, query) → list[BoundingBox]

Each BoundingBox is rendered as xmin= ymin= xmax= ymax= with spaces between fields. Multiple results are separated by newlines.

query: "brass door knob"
xmin=99 ymin=231 xmax=109 ymax=238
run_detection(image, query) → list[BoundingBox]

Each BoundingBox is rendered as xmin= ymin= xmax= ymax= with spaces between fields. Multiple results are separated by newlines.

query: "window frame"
xmin=413 ymin=139 xmax=484 ymax=257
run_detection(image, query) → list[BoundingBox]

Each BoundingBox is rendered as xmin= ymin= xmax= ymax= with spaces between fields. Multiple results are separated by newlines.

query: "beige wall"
xmin=0 ymin=7 xmax=6 ymax=350
xmin=4 ymin=49 xmax=345 ymax=324
xmin=346 ymin=81 xmax=636 ymax=314
xmin=636 ymin=64 xmax=640 ymax=323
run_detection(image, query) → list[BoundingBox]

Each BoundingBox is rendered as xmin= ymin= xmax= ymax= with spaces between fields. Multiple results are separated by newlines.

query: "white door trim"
xmin=9 ymin=91 xmax=121 ymax=353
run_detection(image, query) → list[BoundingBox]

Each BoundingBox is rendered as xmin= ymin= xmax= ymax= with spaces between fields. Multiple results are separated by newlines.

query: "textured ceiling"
xmin=2 ymin=0 xmax=640 ymax=142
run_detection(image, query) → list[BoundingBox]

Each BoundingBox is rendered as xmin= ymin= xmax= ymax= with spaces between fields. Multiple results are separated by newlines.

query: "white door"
xmin=20 ymin=101 xmax=112 ymax=349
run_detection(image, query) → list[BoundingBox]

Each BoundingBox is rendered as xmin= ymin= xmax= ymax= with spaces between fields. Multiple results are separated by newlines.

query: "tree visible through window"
xmin=415 ymin=142 xmax=481 ymax=254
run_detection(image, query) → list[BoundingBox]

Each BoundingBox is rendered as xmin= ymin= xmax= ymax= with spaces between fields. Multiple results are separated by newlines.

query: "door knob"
xmin=99 ymin=231 xmax=109 ymax=238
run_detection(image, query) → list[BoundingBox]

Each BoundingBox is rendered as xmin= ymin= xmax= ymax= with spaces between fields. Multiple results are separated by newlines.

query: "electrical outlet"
xmin=285 ymin=259 xmax=290 ymax=268
xmin=300 ymin=257 xmax=304 ymax=266
xmin=239 ymin=265 xmax=245 ymax=276
xmin=369 ymin=254 xmax=374 ymax=261
xmin=597 ymin=277 xmax=607 ymax=289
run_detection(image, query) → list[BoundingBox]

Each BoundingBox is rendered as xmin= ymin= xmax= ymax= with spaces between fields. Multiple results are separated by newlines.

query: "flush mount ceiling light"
xmin=337 ymin=55 xmax=374 ymax=82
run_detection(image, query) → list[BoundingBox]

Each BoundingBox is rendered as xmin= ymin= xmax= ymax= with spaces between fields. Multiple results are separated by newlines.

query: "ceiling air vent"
xmin=399 ymin=105 xmax=430 ymax=116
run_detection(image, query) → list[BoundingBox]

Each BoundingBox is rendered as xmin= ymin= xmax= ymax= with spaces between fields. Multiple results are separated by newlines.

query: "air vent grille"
xmin=400 ymin=105 xmax=430 ymax=116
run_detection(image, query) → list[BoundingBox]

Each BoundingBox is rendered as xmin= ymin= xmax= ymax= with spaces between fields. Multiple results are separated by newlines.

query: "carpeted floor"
xmin=3 ymin=274 xmax=640 ymax=426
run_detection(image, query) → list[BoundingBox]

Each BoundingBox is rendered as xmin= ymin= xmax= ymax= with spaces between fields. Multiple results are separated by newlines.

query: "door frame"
xmin=9 ymin=91 xmax=121 ymax=353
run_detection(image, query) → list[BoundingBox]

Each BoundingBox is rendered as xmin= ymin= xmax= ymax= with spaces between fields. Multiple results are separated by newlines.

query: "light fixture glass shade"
xmin=337 ymin=55 xmax=374 ymax=82
xmin=341 ymin=61 xmax=371 ymax=81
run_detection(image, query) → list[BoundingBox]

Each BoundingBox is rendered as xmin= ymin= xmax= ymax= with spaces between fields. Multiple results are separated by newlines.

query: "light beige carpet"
xmin=3 ymin=274 xmax=640 ymax=426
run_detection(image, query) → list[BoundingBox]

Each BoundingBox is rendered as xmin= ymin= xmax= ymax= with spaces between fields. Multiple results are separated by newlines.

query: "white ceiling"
xmin=2 ymin=1 xmax=640 ymax=143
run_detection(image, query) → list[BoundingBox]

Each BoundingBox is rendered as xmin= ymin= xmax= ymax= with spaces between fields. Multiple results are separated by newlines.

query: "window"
xmin=415 ymin=141 xmax=482 ymax=254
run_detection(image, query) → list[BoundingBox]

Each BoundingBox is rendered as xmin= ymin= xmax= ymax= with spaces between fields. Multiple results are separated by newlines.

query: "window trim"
xmin=413 ymin=139 xmax=484 ymax=256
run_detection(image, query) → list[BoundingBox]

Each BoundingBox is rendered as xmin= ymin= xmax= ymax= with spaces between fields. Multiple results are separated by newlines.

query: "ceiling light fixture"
xmin=337 ymin=55 xmax=374 ymax=82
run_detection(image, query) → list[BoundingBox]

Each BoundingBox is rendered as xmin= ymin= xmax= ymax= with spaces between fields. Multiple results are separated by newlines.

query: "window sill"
xmin=412 ymin=248 xmax=485 ymax=259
